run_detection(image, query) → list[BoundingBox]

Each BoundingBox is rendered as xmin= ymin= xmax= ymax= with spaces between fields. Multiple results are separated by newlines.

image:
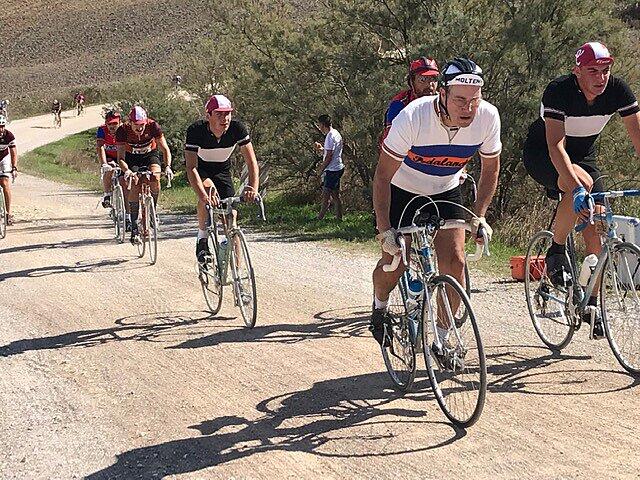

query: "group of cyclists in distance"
xmin=3 ymin=40 xmax=639 ymax=357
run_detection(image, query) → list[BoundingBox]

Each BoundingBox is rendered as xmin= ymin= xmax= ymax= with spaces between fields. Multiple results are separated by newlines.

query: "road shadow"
xmin=0 ymin=311 xmax=221 ymax=357
xmin=0 ymin=237 xmax=117 ymax=255
xmin=0 ymin=257 xmax=134 ymax=282
xmin=170 ymin=306 xmax=371 ymax=350
xmin=485 ymin=344 xmax=640 ymax=395
xmin=86 ymin=372 xmax=465 ymax=479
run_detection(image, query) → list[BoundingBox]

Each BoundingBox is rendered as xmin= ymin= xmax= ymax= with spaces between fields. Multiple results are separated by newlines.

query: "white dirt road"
xmin=0 ymin=113 xmax=638 ymax=479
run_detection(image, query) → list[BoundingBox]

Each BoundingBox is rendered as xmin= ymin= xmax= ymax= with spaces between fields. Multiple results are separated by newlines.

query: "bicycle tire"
xmin=136 ymin=200 xmax=146 ymax=258
xmin=230 ymin=229 xmax=258 ymax=328
xmin=422 ymin=274 xmax=486 ymax=428
xmin=0 ymin=187 xmax=6 ymax=239
xmin=600 ymin=241 xmax=640 ymax=374
xmin=381 ymin=280 xmax=417 ymax=392
xmin=146 ymin=197 xmax=158 ymax=265
xmin=525 ymin=230 xmax=575 ymax=351
xmin=112 ymin=185 xmax=126 ymax=243
xmin=200 ymin=230 xmax=223 ymax=315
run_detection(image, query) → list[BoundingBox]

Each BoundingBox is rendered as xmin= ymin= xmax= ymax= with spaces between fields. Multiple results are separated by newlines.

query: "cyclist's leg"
xmin=125 ymin=155 xmax=143 ymax=236
xmin=372 ymin=184 xmax=423 ymax=305
xmin=327 ymin=169 xmax=344 ymax=221
xmin=145 ymin=152 xmax=162 ymax=206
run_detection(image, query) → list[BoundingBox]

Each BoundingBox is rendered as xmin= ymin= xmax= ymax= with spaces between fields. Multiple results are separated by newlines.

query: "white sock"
xmin=126 ymin=214 xmax=131 ymax=221
xmin=374 ymin=295 xmax=388 ymax=310
xmin=436 ymin=326 xmax=449 ymax=344
xmin=197 ymin=229 xmax=208 ymax=240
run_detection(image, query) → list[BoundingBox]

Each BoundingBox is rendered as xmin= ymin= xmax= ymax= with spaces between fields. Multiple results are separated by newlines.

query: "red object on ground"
xmin=510 ymin=255 xmax=546 ymax=281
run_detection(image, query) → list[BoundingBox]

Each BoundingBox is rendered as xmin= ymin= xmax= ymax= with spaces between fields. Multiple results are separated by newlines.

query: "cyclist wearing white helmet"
xmin=371 ymin=57 xmax=502 ymax=353
xmin=0 ymin=114 xmax=18 ymax=225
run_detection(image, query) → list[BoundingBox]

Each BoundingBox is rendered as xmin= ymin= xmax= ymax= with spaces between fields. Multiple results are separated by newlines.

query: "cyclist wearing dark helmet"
xmin=371 ymin=57 xmax=501 ymax=357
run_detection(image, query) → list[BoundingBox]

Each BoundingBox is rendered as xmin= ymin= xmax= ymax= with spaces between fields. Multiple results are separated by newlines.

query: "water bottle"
xmin=218 ymin=235 xmax=229 ymax=271
xmin=420 ymin=246 xmax=433 ymax=274
xmin=578 ymin=254 xmax=598 ymax=287
xmin=406 ymin=278 xmax=424 ymax=314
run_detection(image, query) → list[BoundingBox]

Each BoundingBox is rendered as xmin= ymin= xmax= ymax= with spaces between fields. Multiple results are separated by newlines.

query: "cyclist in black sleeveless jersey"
xmin=184 ymin=94 xmax=259 ymax=262
xmin=523 ymin=42 xmax=640 ymax=337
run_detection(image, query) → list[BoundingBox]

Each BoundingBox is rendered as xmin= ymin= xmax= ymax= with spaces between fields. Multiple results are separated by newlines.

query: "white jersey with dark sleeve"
xmin=382 ymin=95 xmax=501 ymax=196
xmin=536 ymin=74 xmax=639 ymax=158
xmin=185 ymin=119 xmax=251 ymax=165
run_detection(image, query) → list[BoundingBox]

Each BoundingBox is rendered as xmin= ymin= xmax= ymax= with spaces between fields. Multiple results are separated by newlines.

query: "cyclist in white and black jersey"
xmin=372 ymin=58 xmax=501 ymax=352
xmin=184 ymin=94 xmax=259 ymax=262
xmin=523 ymin=42 xmax=640 ymax=338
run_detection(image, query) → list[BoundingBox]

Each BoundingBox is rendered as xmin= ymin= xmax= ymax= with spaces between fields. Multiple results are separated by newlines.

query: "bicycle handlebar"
xmin=574 ymin=189 xmax=640 ymax=232
xmin=381 ymin=219 xmax=490 ymax=273
xmin=126 ymin=170 xmax=172 ymax=190
xmin=205 ymin=186 xmax=267 ymax=221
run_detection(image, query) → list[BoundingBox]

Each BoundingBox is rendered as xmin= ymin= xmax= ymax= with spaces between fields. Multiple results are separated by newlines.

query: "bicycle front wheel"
xmin=113 ymin=185 xmax=126 ymax=243
xmin=136 ymin=203 xmax=146 ymax=258
xmin=146 ymin=197 xmax=158 ymax=265
xmin=422 ymin=274 xmax=486 ymax=428
xmin=525 ymin=230 xmax=574 ymax=350
xmin=0 ymin=188 xmax=6 ymax=239
xmin=381 ymin=282 xmax=417 ymax=392
xmin=230 ymin=230 xmax=257 ymax=328
xmin=200 ymin=231 xmax=223 ymax=315
xmin=601 ymin=242 xmax=640 ymax=374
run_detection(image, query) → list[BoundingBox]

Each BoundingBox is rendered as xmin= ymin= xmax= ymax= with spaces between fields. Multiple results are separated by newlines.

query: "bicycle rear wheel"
xmin=146 ymin=197 xmax=158 ymax=265
xmin=200 ymin=230 xmax=223 ymax=315
xmin=422 ymin=274 xmax=486 ymax=428
xmin=113 ymin=185 xmax=126 ymax=243
xmin=601 ymin=242 xmax=640 ymax=374
xmin=381 ymin=281 xmax=417 ymax=392
xmin=230 ymin=230 xmax=257 ymax=328
xmin=525 ymin=230 xmax=574 ymax=350
xmin=0 ymin=188 xmax=6 ymax=239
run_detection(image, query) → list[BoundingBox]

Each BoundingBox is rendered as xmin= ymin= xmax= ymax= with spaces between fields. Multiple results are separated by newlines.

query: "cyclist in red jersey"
xmin=116 ymin=106 xmax=173 ymax=244
xmin=379 ymin=57 xmax=439 ymax=145
xmin=0 ymin=114 xmax=18 ymax=225
xmin=97 ymin=111 xmax=130 ymax=219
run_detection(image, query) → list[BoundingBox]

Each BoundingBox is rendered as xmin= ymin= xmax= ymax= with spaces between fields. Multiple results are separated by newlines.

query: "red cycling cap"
xmin=575 ymin=42 xmax=614 ymax=67
xmin=205 ymin=94 xmax=234 ymax=113
xmin=105 ymin=111 xmax=121 ymax=124
xmin=409 ymin=57 xmax=439 ymax=77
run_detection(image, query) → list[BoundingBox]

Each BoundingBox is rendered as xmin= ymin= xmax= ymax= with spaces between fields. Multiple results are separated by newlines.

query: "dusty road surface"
xmin=7 ymin=106 xmax=106 ymax=153
xmin=0 ymin=123 xmax=639 ymax=479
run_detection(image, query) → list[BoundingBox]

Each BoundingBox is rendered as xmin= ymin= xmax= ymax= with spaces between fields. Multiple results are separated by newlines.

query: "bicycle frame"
xmin=205 ymin=193 xmax=266 ymax=287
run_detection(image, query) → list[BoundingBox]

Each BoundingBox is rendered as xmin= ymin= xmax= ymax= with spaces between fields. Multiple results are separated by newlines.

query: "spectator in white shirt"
xmin=314 ymin=114 xmax=344 ymax=221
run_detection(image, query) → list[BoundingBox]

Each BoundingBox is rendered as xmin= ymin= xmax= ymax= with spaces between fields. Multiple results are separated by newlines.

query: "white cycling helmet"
xmin=440 ymin=57 xmax=484 ymax=87
xmin=0 ymin=115 xmax=7 ymax=126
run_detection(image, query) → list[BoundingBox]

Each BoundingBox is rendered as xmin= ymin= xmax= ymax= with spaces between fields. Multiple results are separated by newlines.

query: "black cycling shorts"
xmin=389 ymin=184 xmax=465 ymax=229
xmin=125 ymin=150 xmax=161 ymax=171
xmin=198 ymin=162 xmax=235 ymax=200
xmin=523 ymin=144 xmax=605 ymax=200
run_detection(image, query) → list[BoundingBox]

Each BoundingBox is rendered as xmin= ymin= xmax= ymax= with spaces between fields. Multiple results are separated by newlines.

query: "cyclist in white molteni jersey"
xmin=372 ymin=58 xmax=501 ymax=356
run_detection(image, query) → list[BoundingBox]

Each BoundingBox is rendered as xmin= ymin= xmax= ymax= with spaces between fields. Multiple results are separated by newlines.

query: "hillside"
xmin=0 ymin=0 xmax=212 ymax=115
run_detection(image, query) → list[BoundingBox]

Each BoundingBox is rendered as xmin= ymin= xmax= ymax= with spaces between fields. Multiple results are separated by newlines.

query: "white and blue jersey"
xmin=382 ymin=95 xmax=502 ymax=195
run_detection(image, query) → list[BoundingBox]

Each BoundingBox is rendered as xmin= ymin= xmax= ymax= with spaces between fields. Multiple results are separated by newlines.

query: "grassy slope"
xmin=20 ymin=130 xmax=519 ymax=277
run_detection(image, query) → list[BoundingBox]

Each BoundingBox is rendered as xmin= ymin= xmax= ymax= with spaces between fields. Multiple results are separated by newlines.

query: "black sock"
xmin=548 ymin=241 xmax=566 ymax=254
xmin=129 ymin=202 xmax=139 ymax=230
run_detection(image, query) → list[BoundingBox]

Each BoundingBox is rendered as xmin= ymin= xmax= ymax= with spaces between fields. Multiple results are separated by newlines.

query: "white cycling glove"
xmin=164 ymin=166 xmax=174 ymax=180
xmin=123 ymin=169 xmax=134 ymax=181
xmin=100 ymin=163 xmax=113 ymax=175
xmin=376 ymin=228 xmax=401 ymax=256
xmin=472 ymin=216 xmax=493 ymax=242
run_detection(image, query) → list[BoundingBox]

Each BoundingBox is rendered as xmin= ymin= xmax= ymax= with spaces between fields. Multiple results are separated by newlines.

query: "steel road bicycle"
xmin=380 ymin=199 xmax=490 ymax=428
xmin=197 ymin=189 xmax=266 ymax=328
xmin=0 ymin=169 xmax=15 ymax=239
xmin=126 ymin=168 xmax=172 ymax=265
xmin=525 ymin=189 xmax=640 ymax=374
xmin=102 ymin=164 xmax=126 ymax=243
